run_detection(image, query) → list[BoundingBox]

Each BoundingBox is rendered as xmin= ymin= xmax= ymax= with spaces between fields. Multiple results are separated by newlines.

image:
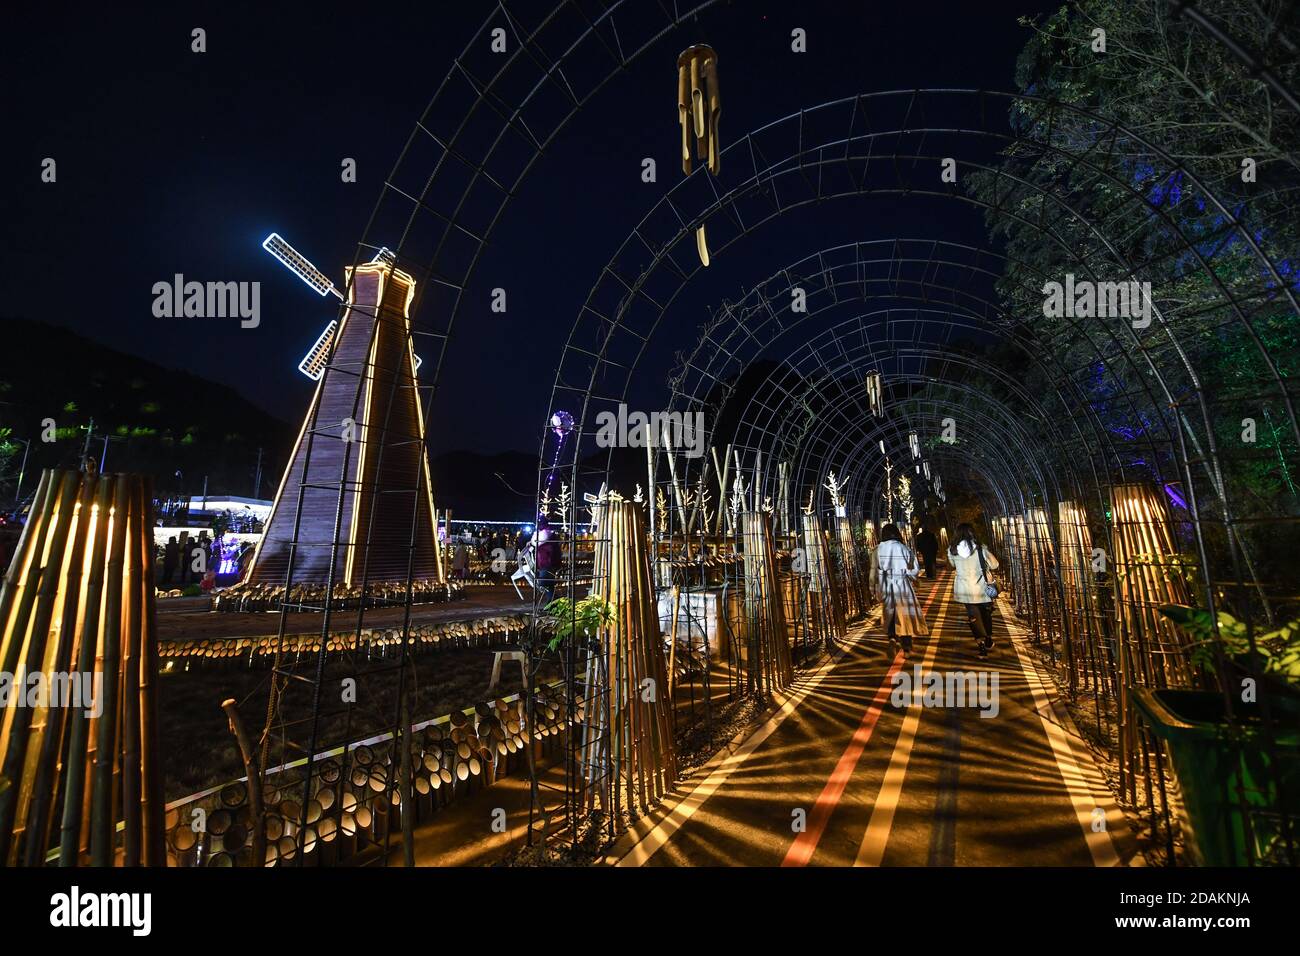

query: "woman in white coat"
xmin=947 ymin=522 xmax=1000 ymax=658
xmin=872 ymin=523 xmax=929 ymax=655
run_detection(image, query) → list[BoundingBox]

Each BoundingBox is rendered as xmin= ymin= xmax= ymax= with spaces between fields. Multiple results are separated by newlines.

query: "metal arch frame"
xmin=739 ymin=342 xmax=1076 ymax=514
xmin=546 ymin=90 xmax=1299 ymax=454
xmin=240 ymin=1 xmax=1298 ymax=864
xmin=263 ymin=0 xmax=730 ymax=860
xmin=656 ymin=250 xmax=1167 ymax=521
xmin=746 ymin=357 xmax=1070 ymax=530
xmin=718 ymin=319 xmax=1089 ymax=512
xmin=1168 ymin=0 xmax=1300 ymax=119
xmin=542 ymin=91 xmax=1299 ymax=630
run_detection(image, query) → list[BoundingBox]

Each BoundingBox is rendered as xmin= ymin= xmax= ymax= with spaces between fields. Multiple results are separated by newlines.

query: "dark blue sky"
xmin=4 ymin=0 xmax=1056 ymax=454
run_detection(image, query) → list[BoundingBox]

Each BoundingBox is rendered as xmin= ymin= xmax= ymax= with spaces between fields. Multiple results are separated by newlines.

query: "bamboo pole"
xmin=121 ymin=479 xmax=144 ymax=865
xmin=90 ymin=476 xmax=130 ymax=866
xmin=20 ymin=475 xmax=96 ymax=865
xmin=711 ymin=445 xmax=729 ymax=535
xmin=221 ymin=698 xmax=266 ymax=868
xmin=0 ymin=470 xmax=80 ymax=864
xmin=58 ymin=476 xmax=112 ymax=865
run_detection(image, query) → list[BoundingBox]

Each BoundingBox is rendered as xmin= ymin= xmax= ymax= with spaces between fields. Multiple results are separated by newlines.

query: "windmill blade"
xmin=263 ymin=232 xmax=344 ymax=299
xmin=298 ymin=320 xmax=337 ymax=380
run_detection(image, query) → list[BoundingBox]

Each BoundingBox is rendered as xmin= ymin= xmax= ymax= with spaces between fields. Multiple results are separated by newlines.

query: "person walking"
xmin=871 ymin=523 xmax=928 ymax=655
xmin=915 ymin=525 xmax=939 ymax=579
xmin=948 ymin=522 xmax=1001 ymax=659
xmin=531 ymin=517 xmax=560 ymax=603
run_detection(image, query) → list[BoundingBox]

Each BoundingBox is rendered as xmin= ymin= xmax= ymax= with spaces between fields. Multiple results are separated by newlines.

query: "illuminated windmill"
xmin=262 ymin=234 xmax=421 ymax=380
xmin=248 ymin=235 xmax=442 ymax=587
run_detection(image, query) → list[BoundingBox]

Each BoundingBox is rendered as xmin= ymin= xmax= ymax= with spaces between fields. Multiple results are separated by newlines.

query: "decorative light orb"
xmin=550 ymin=410 xmax=574 ymax=439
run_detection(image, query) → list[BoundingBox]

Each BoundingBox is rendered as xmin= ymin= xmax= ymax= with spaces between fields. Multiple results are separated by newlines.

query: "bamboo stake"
xmin=90 ymin=477 xmax=130 ymax=866
xmin=59 ymin=476 xmax=112 ymax=865
xmin=121 ymin=479 xmax=144 ymax=865
xmin=668 ymin=585 xmax=680 ymax=696
xmin=221 ymin=698 xmax=266 ymax=869
xmin=711 ymin=446 xmax=729 ymax=535
xmin=20 ymin=475 xmax=96 ymax=865
xmin=0 ymin=470 xmax=80 ymax=864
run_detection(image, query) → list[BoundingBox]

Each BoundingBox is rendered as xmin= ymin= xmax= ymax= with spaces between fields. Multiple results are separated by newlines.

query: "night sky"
xmin=4 ymin=1 xmax=1058 ymax=456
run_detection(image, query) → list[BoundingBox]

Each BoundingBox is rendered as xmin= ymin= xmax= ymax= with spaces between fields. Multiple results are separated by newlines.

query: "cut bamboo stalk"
xmin=0 ymin=470 xmax=80 ymax=864
xmin=221 ymin=697 xmax=266 ymax=871
xmin=121 ymin=479 xmax=144 ymax=865
xmin=57 ymin=476 xmax=113 ymax=865
xmin=90 ymin=477 xmax=131 ymax=866
xmin=20 ymin=474 xmax=96 ymax=865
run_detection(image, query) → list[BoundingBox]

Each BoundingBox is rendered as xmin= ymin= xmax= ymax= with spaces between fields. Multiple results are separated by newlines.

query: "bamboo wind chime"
xmin=580 ymin=500 xmax=676 ymax=819
xmin=0 ymin=469 xmax=164 ymax=866
xmin=677 ymin=44 xmax=720 ymax=266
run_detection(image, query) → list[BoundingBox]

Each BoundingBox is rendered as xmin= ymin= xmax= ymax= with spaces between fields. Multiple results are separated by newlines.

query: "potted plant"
xmin=1127 ymin=604 xmax=1300 ymax=865
xmin=537 ymin=595 xmax=615 ymax=655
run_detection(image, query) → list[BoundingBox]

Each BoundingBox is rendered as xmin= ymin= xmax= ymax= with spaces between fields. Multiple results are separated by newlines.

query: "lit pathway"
xmin=608 ymin=571 xmax=1138 ymax=867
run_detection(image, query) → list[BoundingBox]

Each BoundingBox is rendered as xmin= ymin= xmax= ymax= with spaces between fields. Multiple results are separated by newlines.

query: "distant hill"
xmin=0 ymin=317 xmax=679 ymax=521
xmin=0 ymin=316 xmax=294 ymax=499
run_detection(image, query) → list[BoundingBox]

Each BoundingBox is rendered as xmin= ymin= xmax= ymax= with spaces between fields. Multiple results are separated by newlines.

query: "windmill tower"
xmin=249 ymin=243 xmax=443 ymax=589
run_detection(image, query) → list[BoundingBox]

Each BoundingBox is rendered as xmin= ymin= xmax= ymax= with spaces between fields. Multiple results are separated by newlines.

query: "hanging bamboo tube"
xmin=0 ymin=470 xmax=165 ymax=867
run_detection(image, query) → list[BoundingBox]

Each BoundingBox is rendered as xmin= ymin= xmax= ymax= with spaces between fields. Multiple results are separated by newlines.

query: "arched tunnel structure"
xmin=264 ymin=2 xmax=1297 ymax=868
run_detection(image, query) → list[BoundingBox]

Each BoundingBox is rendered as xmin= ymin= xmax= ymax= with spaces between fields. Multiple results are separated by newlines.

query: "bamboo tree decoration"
xmin=0 ymin=469 xmax=164 ymax=866
xmin=800 ymin=510 xmax=847 ymax=646
xmin=740 ymin=511 xmax=794 ymax=695
xmin=579 ymin=499 xmax=676 ymax=819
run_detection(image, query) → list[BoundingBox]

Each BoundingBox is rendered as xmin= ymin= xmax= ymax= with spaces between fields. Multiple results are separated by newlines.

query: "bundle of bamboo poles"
xmin=742 ymin=512 xmax=795 ymax=695
xmin=800 ymin=513 xmax=847 ymax=647
xmin=1110 ymin=483 xmax=1198 ymax=803
xmin=579 ymin=500 xmax=676 ymax=819
xmin=835 ymin=516 xmax=868 ymax=621
xmin=0 ymin=469 xmax=165 ymax=866
xmin=1024 ymin=507 xmax=1062 ymax=646
xmin=1057 ymin=500 xmax=1108 ymax=698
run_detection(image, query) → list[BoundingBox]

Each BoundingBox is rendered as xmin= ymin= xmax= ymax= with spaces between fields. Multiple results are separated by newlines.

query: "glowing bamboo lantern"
xmin=579 ymin=499 xmax=677 ymax=819
xmin=1109 ymin=482 xmax=1198 ymax=802
xmin=0 ymin=469 xmax=165 ymax=866
xmin=1057 ymin=500 xmax=1103 ymax=697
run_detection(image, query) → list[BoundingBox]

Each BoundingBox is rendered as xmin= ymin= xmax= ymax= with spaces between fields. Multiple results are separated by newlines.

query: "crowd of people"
xmin=445 ymin=525 xmax=531 ymax=580
xmin=156 ymin=530 xmax=254 ymax=593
